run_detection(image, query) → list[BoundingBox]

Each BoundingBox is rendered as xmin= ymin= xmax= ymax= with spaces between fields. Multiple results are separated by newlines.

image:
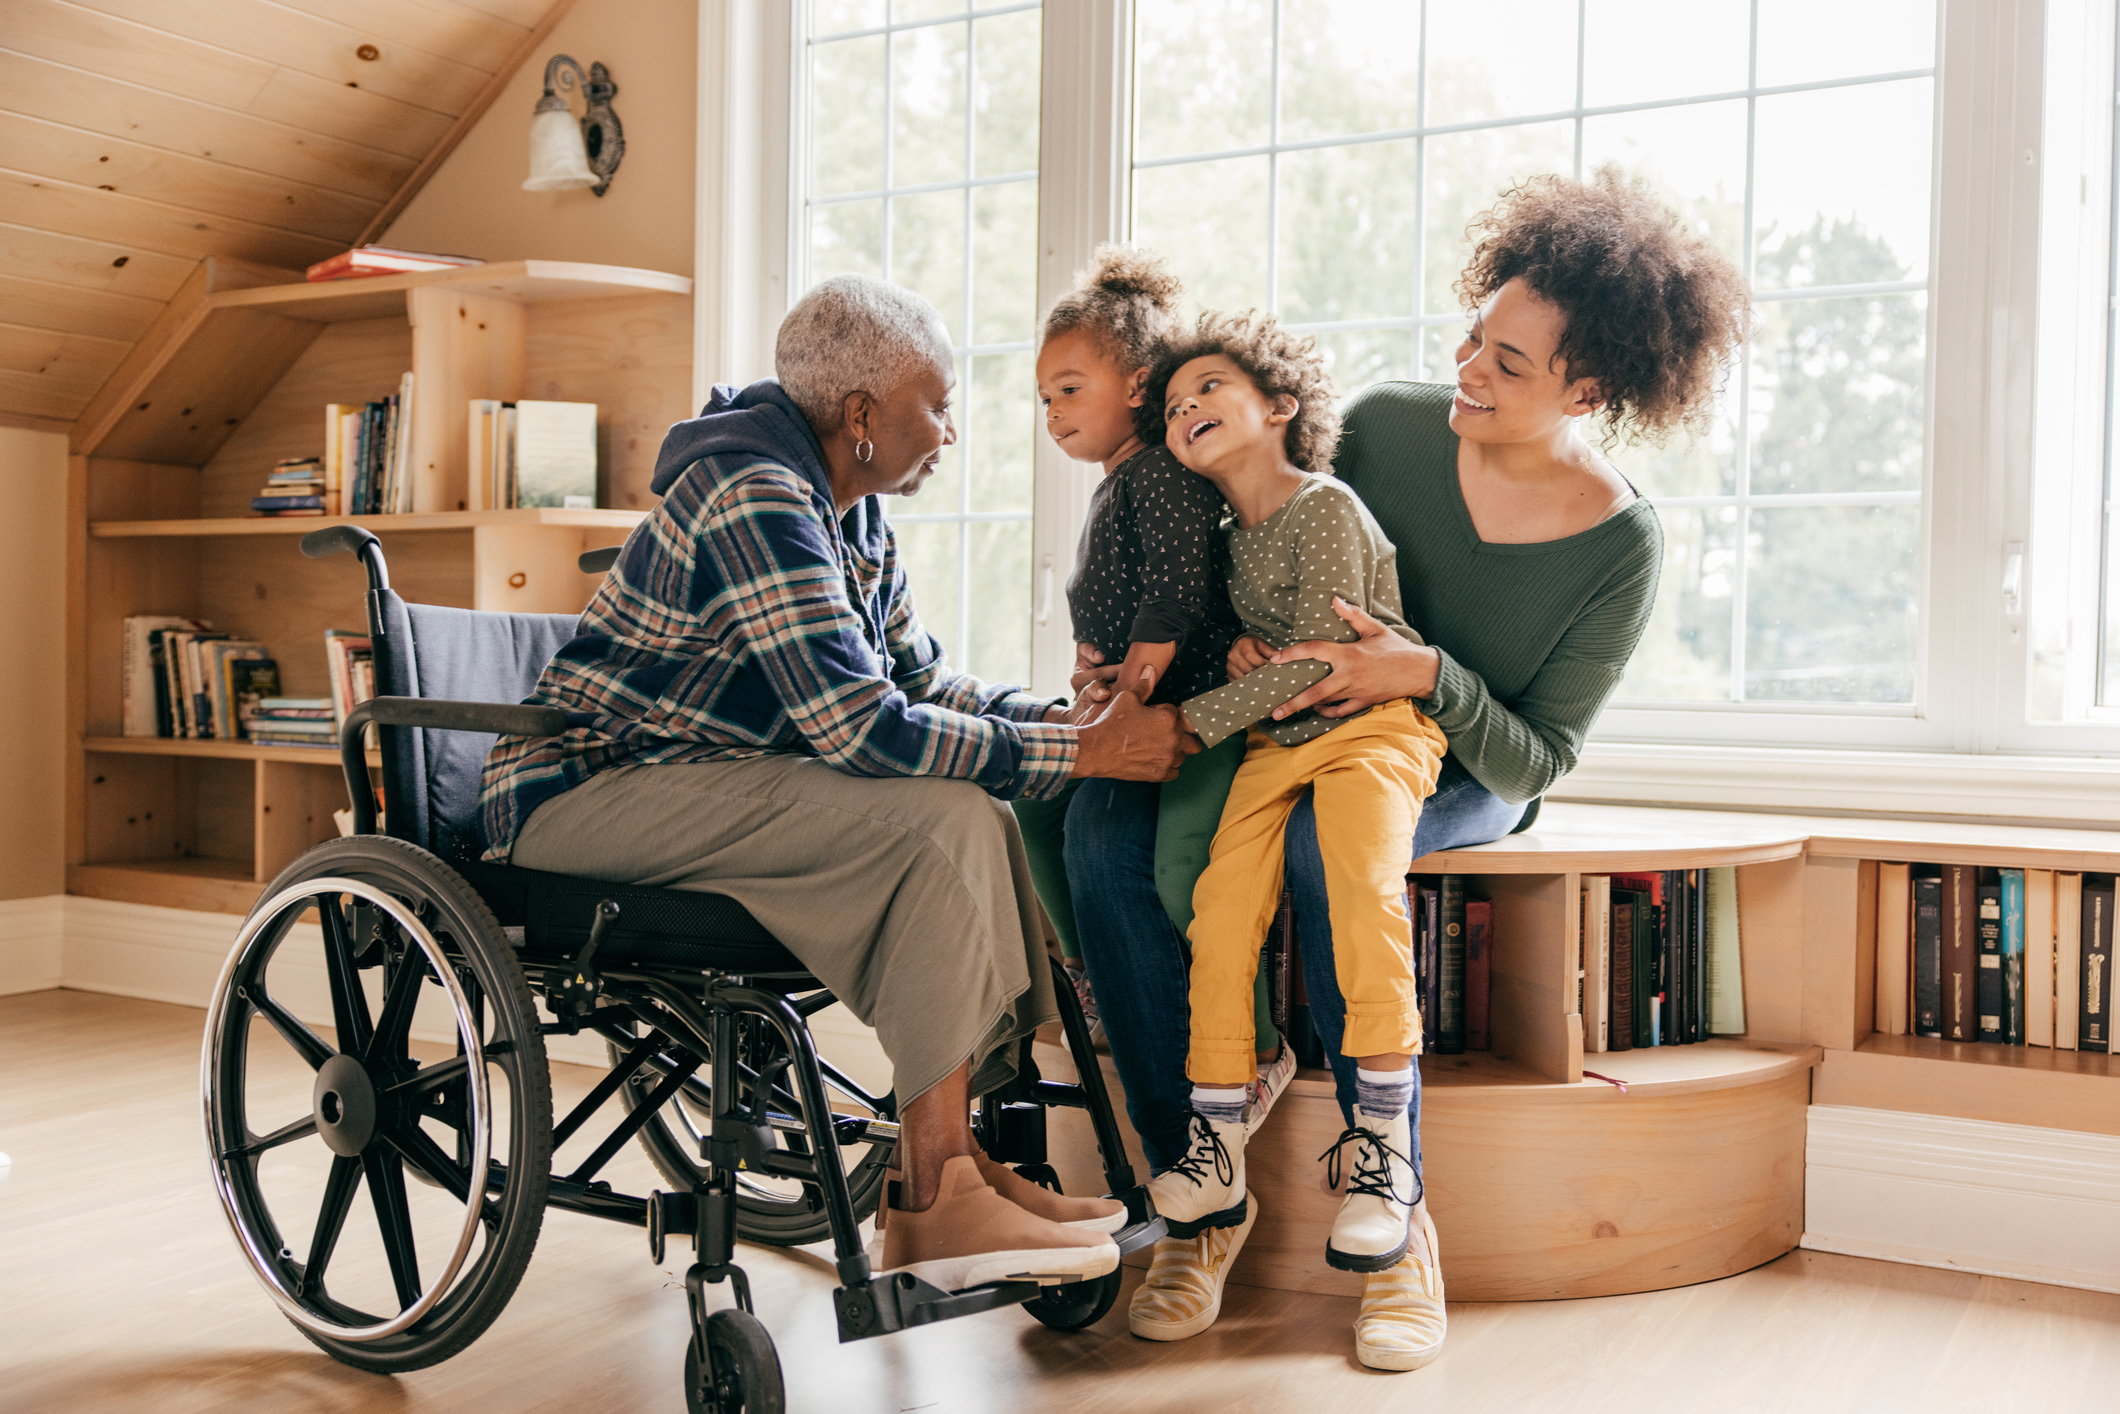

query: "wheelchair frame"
xmin=201 ymin=525 xmax=1163 ymax=1413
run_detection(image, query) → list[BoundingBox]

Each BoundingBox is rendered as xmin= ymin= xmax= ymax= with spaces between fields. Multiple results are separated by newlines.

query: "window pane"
xmin=890 ymin=189 xmax=966 ymax=341
xmin=1132 ymin=156 xmax=1272 ymax=311
xmin=1422 ymin=122 xmax=1574 ymax=315
xmin=1626 ymin=369 xmax=1740 ymax=499
xmin=1755 ymin=0 xmax=1936 ymax=89
xmin=1277 ymin=0 xmax=1421 ymax=143
xmin=811 ymin=199 xmax=884 ymax=282
xmin=1619 ymin=506 xmax=1737 ymax=700
xmin=1753 ymin=79 xmax=1933 ymax=288
xmin=1582 ymin=0 xmax=1748 ymax=108
xmin=814 ymin=37 xmax=886 ymax=195
xmin=1420 ymin=323 xmax=1462 ymax=384
xmin=972 ymin=181 xmax=1038 ymax=346
xmin=1316 ymin=328 xmax=1416 ymax=402
xmin=1749 ymin=292 xmax=1925 ymax=496
xmin=1745 ymin=505 xmax=1918 ymax=703
xmin=896 ymin=0 xmax=969 ymax=21
xmin=893 ymin=520 xmax=964 ymax=663
xmin=1580 ymin=99 xmax=1748 ymax=272
xmin=969 ymin=352 xmax=1034 ymax=514
xmin=1425 ymin=0 xmax=1578 ymax=126
xmin=1276 ymin=139 xmax=1420 ymax=325
xmin=968 ymin=520 xmax=1034 ymax=685
xmin=1134 ymin=0 xmax=1274 ymax=160
xmin=974 ymin=9 xmax=1041 ymax=176
xmin=892 ymin=21 xmax=968 ymax=188
xmin=816 ymin=0 xmax=885 ymax=39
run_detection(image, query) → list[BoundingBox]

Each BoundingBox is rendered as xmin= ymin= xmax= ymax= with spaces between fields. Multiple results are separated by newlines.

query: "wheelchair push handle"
xmin=339 ymin=696 xmax=569 ymax=836
xmin=300 ymin=524 xmax=390 ymax=594
xmin=578 ymin=545 xmax=620 ymax=575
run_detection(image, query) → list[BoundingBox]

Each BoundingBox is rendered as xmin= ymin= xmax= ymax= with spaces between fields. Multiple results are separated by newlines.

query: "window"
xmin=798 ymin=1 xmax=1045 ymax=685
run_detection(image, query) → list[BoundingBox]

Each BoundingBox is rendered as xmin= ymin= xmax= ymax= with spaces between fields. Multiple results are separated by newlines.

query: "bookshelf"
xmin=67 ymin=255 xmax=687 ymax=913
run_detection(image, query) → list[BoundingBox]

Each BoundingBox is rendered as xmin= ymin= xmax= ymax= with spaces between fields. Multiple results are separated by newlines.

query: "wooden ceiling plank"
xmin=243 ymin=69 xmax=455 ymax=162
xmin=4 ymin=0 xmax=276 ymax=110
xmin=0 ymin=407 xmax=74 ymax=434
xmin=0 ymin=112 xmax=378 ymax=244
xmin=0 ymin=168 xmax=343 ymax=271
xmin=72 ymin=0 xmax=494 ymax=117
xmin=0 ymin=320 xmax=128 ymax=380
xmin=0 ymin=367 xmax=99 ymax=421
xmin=0 ymin=221 xmax=196 ymax=299
xmin=268 ymin=0 xmax=530 ymax=64
xmin=444 ymin=0 xmax=555 ymax=27
xmin=0 ymin=52 xmax=415 ymax=204
xmin=354 ymin=0 xmax=582 ymax=246
xmin=0 ymin=274 xmax=162 ymax=342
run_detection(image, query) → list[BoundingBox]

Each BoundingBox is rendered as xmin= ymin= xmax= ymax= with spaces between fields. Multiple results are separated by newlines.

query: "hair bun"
xmin=1083 ymin=244 xmax=1183 ymax=310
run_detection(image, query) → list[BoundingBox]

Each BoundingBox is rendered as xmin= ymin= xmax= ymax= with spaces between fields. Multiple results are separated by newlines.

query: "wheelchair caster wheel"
xmin=685 ymin=1308 xmax=785 ymax=1414
xmin=1021 ymin=1267 xmax=1122 ymax=1332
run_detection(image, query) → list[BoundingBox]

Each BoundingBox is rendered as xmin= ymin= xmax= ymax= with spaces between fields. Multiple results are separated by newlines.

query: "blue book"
xmin=1976 ymin=872 xmax=2003 ymax=1043
xmin=252 ymin=495 xmax=324 ymax=511
xmin=2000 ymin=868 xmax=2025 ymax=1046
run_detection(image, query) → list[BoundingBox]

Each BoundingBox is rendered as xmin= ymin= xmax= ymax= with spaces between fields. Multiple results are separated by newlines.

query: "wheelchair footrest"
xmin=832 ymin=1272 xmax=1044 ymax=1343
xmin=1111 ymin=1186 xmax=1167 ymax=1257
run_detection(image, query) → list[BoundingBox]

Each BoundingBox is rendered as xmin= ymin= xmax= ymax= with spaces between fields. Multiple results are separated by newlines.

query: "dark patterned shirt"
xmin=1064 ymin=445 xmax=1242 ymax=703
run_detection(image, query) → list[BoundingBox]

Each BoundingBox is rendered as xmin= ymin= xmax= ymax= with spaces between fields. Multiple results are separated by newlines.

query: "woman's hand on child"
xmin=1070 ymin=643 xmax=1124 ymax=707
xmin=1226 ymin=635 xmax=1275 ymax=680
xmin=1270 ymin=597 xmax=1442 ymax=719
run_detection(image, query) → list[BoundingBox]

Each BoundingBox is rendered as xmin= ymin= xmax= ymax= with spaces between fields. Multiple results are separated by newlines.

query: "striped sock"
xmin=1190 ymin=1085 xmax=1246 ymax=1124
xmin=1355 ymin=1066 xmax=1413 ymax=1124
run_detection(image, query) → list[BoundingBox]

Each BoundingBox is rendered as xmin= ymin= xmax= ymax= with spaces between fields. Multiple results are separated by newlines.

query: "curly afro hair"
xmin=1456 ymin=165 xmax=1752 ymax=445
xmin=1041 ymin=243 xmax=1185 ymax=372
xmin=1138 ymin=309 xmax=1341 ymax=473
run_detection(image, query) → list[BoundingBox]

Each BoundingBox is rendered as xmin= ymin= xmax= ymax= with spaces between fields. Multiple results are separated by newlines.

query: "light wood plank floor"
xmin=4 ymin=989 xmax=2117 ymax=1414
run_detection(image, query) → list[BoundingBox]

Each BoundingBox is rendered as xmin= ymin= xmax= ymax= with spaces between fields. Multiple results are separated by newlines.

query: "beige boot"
xmin=1323 ymin=1108 xmax=1417 ymax=1271
xmin=973 ymin=1153 xmax=1127 ymax=1234
xmin=880 ymin=1155 xmax=1118 ymax=1291
xmin=1146 ymin=1109 xmax=1248 ymax=1238
xmin=1353 ymin=1206 xmax=1446 ymax=1371
xmin=1128 ymin=1193 xmax=1259 ymax=1341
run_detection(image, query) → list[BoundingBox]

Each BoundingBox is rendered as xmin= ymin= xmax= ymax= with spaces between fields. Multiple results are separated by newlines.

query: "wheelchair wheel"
xmin=685 ymin=1309 xmax=785 ymax=1414
xmin=1022 ymin=1268 xmax=1123 ymax=1332
xmin=610 ymin=1013 xmax=892 ymax=1247
xmin=202 ymin=835 xmax=553 ymax=1372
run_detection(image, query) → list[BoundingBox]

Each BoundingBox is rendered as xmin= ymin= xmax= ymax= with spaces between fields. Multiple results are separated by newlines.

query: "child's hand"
xmin=1226 ymin=635 xmax=1274 ymax=680
xmin=1070 ymin=643 xmax=1123 ymax=706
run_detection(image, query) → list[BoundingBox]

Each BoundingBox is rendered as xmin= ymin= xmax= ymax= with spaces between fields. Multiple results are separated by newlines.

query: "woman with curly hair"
xmin=1068 ymin=167 xmax=1751 ymax=1369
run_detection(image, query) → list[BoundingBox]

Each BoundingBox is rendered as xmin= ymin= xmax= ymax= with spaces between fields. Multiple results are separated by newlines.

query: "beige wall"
xmin=0 ymin=428 xmax=68 ymax=901
xmin=383 ymin=0 xmax=697 ymax=277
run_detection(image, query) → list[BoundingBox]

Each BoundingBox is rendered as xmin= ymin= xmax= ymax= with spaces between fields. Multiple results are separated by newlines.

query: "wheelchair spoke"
xmin=320 ymin=897 xmax=375 ymax=1057
xmin=301 ymin=1154 xmax=364 ymax=1297
xmin=385 ymin=1054 xmax=467 ymax=1100
xmin=362 ymin=1147 xmax=423 ymax=1312
xmin=247 ymin=987 xmax=334 ymax=1071
xmin=225 ymin=1113 xmax=318 ymax=1160
xmin=386 ymin=1123 xmax=503 ymax=1228
xmin=365 ymin=945 xmax=429 ymax=1066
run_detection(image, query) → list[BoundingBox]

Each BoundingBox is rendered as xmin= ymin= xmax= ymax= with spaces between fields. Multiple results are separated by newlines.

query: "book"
xmin=1608 ymin=891 xmax=1637 ymax=1052
xmin=468 ymin=399 xmax=501 ymax=512
xmin=305 ymin=245 xmax=484 ymax=282
xmin=1415 ymin=881 xmax=1440 ymax=1054
xmin=2056 ymin=872 xmax=2083 ymax=1050
xmin=1942 ymin=864 xmax=1978 ymax=1042
xmin=1465 ymin=897 xmax=1492 ymax=1051
xmin=2083 ymin=874 xmax=2114 ymax=1053
xmin=1688 ymin=869 xmax=1709 ymax=1042
xmin=1610 ymin=874 xmax=1669 ymax=1046
xmin=325 ymin=631 xmax=376 ymax=745
xmin=1912 ymin=865 xmax=1944 ymax=1037
xmin=252 ymin=496 xmax=325 ymax=512
xmin=2026 ymin=868 xmax=2055 ymax=1048
xmin=2000 ymin=868 xmax=2026 ymax=1047
xmin=1437 ymin=876 xmax=1466 ymax=1055
xmin=202 ymin=640 xmax=266 ymax=739
xmin=1875 ymin=862 xmax=1911 ymax=1035
xmin=1706 ymin=865 xmax=1745 ymax=1034
xmin=1583 ymin=875 xmax=1611 ymax=1052
xmin=514 ymin=400 xmax=598 ymax=508
xmin=225 ymin=658 xmax=280 ymax=737
xmin=1976 ymin=870 xmax=2003 ymax=1043
xmin=123 ymin=616 xmax=206 ymax=736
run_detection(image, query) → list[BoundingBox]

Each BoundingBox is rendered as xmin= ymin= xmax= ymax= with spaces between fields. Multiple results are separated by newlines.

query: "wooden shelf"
xmin=1816 ymin=1033 xmax=2120 ymax=1136
xmin=84 ymin=736 xmax=376 ymax=767
xmin=90 ymin=507 xmax=648 ymax=539
xmin=1288 ymin=1038 xmax=1819 ymax=1100
xmin=69 ymin=858 xmax=261 ymax=916
xmin=1414 ymin=803 xmax=1811 ymax=873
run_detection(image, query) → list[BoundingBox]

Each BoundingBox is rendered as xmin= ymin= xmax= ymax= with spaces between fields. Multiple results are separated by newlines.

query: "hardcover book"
xmin=1976 ymin=870 xmax=2003 ymax=1044
xmin=1583 ymin=875 xmax=1611 ymax=1051
xmin=1942 ymin=864 xmax=1978 ymax=1042
xmin=1875 ymin=862 xmax=1912 ymax=1036
xmin=1437 ymin=876 xmax=1466 ymax=1055
xmin=1912 ymin=865 xmax=1944 ymax=1038
xmin=2000 ymin=868 xmax=2026 ymax=1047
xmin=1608 ymin=892 xmax=1637 ymax=1052
xmin=1465 ymin=898 xmax=1492 ymax=1051
xmin=2026 ymin=869 xmax=2055 ymax=1048
xmin=2056 ymin=872 xmax=2084 ymax=1050
xmin=1705 ymin=866 xmax=1745 ymax=1034
xmin=2082 ymin=874 xmax=2115 ymax=1054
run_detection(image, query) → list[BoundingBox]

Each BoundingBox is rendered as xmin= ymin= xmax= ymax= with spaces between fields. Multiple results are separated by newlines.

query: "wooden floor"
xmin=5 ymin=990 xmax=2119 ymax=1414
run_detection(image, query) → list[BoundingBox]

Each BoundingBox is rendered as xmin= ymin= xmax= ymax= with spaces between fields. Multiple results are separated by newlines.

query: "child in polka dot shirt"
xmin=1142 ymin=310 xmax=1447 ymax=1280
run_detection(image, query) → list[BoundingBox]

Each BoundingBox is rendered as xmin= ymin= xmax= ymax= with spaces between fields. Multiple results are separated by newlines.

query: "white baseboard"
xmin=1803 ymin=1104 xmax=2120 ymax=1294
xmin=0 ymin=894 xmax=65 ymax=995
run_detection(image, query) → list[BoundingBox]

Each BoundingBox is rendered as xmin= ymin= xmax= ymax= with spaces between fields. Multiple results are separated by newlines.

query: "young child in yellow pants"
xmin=1142 ymin=310 xmax=1446 ymax=1277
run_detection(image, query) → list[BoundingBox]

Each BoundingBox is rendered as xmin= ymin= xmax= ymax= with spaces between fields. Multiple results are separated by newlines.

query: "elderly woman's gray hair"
xmin=776 ymin=276 xmax=955 ymax=431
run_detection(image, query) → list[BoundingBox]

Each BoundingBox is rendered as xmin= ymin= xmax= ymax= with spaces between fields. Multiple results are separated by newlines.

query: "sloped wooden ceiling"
xmin=0 ymin=0 xmax=575 ymax=432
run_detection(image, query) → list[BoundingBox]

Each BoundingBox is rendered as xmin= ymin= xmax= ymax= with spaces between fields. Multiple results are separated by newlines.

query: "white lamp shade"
xmin=524 ymin=106 xmax=597 ymax=191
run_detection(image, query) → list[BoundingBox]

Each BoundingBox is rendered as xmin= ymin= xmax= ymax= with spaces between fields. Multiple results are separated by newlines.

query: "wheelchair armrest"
xmin=340 ymin=697 xmax=569 ymax=837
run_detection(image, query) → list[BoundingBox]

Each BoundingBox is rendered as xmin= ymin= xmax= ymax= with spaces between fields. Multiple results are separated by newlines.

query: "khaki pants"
xmin=511 ymin=755 xmax=1059 ymax=1105
xmin=1185 ymin=701 xmax=1447 ymax=1083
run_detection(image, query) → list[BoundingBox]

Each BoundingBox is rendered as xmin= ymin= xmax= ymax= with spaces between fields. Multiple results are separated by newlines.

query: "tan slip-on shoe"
xmin=1244 ymin=1044 xmax=1298 ymax=1136
xmin=974 ymin=1153 xmax=1128 ymax=1234
xmin=880 ymin=1155 xmax=1119 ymax=1292
xmin=1127 ymin=1192 xmax=1259 ymax=1341
xmin=1353 ymin=1208 xmax=1446 ymax=1372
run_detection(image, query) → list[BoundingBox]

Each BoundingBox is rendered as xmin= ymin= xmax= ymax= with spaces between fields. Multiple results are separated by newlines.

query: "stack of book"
xmin=467 ymin=399 xmax=598 ymax=510
xmin=251 ymin=456 xmax=329 ymax=518
xmin=325 ymin=374 xmax=417 ymax=517
xmin=305 ymin=245 xmax=483 ymax=282
xmin=325 ymin=629 xmax=376 ymax=747
xmin=121 ymin=617 xmax=279 ymax=739
xmin=1407 ymin=876 xmax=1492 ymax=1055
xmin=247 ymin=699 xmax=338 ymax=748
xmin=1579 ymin=868 xmax=1743 ymax=1053
xmin=1874 ymin=865 xmax=2114 ymax=1053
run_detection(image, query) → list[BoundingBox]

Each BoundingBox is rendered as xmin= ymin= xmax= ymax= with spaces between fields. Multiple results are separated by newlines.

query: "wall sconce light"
xmin=523 ymin=55 xmax=624 ymax=196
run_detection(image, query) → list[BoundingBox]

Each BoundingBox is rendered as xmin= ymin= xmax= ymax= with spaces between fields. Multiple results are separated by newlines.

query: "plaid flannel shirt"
xmin=478 ymin=450 xmax=1076 ymax=860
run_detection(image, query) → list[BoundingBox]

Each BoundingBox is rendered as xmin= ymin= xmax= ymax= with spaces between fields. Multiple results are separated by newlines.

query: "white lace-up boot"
xmin=1146 ymin=1110 xmax=1247 ymax=1239
xmin=1322 ymin=1108 xmax=1418 ymax=1271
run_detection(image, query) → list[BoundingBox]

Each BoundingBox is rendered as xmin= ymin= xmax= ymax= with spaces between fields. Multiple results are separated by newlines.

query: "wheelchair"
xmin=201 ymin=525 xmax=1162 ymax=1413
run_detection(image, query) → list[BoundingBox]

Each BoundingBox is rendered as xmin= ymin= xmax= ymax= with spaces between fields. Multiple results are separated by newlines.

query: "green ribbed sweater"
xmin=1334 ymin=381 xmax=1663 ymax=804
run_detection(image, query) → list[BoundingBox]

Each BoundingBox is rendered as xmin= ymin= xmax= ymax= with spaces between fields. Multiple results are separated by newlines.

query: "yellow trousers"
xmin=1185 ymin=700 xmax=1447 ymax=1084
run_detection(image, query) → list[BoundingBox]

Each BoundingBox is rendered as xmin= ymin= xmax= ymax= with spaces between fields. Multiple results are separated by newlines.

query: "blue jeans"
xmin=1065 ymin=754 xmax=1527 ymax=1179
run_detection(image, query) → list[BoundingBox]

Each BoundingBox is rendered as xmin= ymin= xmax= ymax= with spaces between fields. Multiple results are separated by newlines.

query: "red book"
xmin=306 ymin=245 xmax=485 ymax=282
xmin=1465 ymin=898 xmax=1492 ymax=1050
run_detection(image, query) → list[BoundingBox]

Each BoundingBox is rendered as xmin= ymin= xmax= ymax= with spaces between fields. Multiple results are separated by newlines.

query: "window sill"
xmin=1555 ymin=741 xmax=2120 ymax=828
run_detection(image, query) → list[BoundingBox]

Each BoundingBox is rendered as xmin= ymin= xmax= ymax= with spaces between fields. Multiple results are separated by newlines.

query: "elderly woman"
xmin=479 ymin=275 xmax=1194 ymax=1290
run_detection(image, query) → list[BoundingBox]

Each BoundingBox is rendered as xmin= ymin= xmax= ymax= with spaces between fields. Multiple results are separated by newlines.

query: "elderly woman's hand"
xmin=1070 ymin=690 xmax=1199 ymax=781
xmin=1269 ymin=597 xmax=1442 ymax=720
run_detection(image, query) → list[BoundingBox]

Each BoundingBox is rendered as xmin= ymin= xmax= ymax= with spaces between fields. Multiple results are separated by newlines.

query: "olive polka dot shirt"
xmin=1182 ymin=473 xmax=1423 ymax=750
xmin=1065 ymin=445 xmax=1243 ymax=704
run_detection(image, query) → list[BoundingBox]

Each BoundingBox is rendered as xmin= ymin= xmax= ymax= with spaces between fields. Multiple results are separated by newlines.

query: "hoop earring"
xmin=854 ymin=439 xmax=873 ymax=463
